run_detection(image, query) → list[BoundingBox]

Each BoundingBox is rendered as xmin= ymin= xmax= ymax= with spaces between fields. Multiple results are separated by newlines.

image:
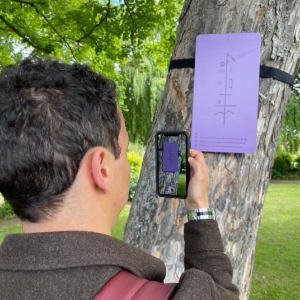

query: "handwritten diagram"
xmin=215 ymin=53 xmax=236 ymax=124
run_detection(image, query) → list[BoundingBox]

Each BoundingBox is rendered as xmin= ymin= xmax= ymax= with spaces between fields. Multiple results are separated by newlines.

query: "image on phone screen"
xmin=156 ymin=131 xmax=189 ymax=198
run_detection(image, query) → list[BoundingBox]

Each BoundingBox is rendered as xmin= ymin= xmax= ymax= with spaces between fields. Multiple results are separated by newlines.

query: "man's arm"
xmin=171 ymin=150 xmax=239 ymax=299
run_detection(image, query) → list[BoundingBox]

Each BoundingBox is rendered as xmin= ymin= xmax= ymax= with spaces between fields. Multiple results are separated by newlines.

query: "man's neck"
xmin=21 ymin=199 xmax=113 ymax=235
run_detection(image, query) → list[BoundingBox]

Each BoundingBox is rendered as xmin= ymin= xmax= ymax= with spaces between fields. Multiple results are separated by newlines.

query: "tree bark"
xmin=124 ymin=1 xmax=300 ymax=299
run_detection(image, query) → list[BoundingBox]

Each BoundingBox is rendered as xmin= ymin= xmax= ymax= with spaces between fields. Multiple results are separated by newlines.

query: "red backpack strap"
xmin=93 ymin=270 xmax=177 ymax=300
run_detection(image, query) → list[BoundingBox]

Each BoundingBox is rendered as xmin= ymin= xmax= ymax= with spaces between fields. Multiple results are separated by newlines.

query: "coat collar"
xmin=0 ymin=231 xmax=166 ymax=282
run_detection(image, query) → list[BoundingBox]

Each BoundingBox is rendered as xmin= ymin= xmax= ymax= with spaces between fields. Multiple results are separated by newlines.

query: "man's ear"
xmin=91 ymin=148 xmax=111 ymax=194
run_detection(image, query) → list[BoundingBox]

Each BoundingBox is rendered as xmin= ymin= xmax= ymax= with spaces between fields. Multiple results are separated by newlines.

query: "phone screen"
xmin=156 ymin=131 xmax=189 ymax=198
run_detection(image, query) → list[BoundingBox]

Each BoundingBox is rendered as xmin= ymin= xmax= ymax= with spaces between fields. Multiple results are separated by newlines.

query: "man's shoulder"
xmin=0 ymin=231 xmax=166 ymax=282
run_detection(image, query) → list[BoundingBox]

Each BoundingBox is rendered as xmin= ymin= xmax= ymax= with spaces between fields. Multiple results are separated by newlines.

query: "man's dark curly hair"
xmin=0 ymin=57 xmax=121 ymax=222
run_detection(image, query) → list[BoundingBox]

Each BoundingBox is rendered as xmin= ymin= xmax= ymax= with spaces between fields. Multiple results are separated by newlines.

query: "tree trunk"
xmin=123 ymin=1 xmax=300 ymax=299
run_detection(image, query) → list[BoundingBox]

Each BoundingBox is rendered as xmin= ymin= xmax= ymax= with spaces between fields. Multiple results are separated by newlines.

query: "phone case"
xmin=155 ymin=131 xmax=190 ymax=199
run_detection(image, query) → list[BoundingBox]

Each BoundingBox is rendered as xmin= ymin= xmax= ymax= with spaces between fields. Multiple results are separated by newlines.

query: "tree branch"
xmin=12 ymin=0 xmax=46 ymax=5
xmin=89 ymin=35 xmax=103 ymax=54
xmin=0 ymin=15 xmax=52 ymax=53
xmin=10 ymin=0 xmax=77 ymax=61
xmin=77 ymin=0 xmax=111 ymax=43
xmin=123 ymin=0 xmax=137 ymax=51
xmin=29 ymin=3 xmax=77 ymax=61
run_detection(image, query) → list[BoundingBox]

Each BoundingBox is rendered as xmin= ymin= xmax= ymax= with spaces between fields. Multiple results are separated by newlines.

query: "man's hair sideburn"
xmin=0 ymin=57 xmax=121 ymax=222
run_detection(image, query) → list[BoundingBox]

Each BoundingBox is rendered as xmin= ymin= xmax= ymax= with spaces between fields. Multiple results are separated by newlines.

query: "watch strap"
xmin=187 ymin=208 xmax=216 ymax=221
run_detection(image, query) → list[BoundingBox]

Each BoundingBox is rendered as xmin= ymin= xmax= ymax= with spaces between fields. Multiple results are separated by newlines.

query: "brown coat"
xmin=0 ymin=220 xmax=239 ymax=299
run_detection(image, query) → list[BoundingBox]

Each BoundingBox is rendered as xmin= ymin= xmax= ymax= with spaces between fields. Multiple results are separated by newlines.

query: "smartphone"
xmin=155 ymin=131 xmax=190 ymax=199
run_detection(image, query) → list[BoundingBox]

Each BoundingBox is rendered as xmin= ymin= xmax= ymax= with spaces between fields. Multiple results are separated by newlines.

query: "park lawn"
xmin=0 ymin=225 xmax=22 ymax=243
xmin=111 ymin=203 xmax=131 ymax=240
xmin=0 ymin=184 xmax=299 ymax=300
xmin=249 ymin=183 xmax=300 ymax=300
xmin=177 ymin=173 xmax=187 ymax=196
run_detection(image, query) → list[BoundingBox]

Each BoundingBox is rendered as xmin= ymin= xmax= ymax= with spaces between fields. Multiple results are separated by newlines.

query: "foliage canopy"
xmin=0 ymin=0 xmax=179 ymax=66
xmin=0 ymin=0 xmax=183 ymax=141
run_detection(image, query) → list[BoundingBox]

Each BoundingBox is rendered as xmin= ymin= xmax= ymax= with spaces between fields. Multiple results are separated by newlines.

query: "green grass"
xmin=0 ymin=225 xmax=22 ymax=243
xmin=177 ymin=173 xmax=187 ymax=196
xmin=111 ymin=203 xmax=131 ymax=240
xmin=249 ymin=184 xmax=300 ymax=300
xmin=1 ymin=185 xmax=299 ymax=300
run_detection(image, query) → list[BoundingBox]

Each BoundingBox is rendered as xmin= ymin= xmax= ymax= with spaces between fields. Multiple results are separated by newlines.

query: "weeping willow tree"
xmin=278 ymin=72 xmax=300 ymax=153
xmin=122 ymin=57 xmax=167 ymax=144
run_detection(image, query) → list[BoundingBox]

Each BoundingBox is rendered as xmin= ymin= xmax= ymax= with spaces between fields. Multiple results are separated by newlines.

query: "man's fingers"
xmin=189 ymin=149 xmax=206 ymax=165
xmin=188 ymin=156 xmax=205 ymax=176
xmin=186 ymin=149 xmax=210 ymax=210
xmin=189 ymin=149 xmax=209 ymax=175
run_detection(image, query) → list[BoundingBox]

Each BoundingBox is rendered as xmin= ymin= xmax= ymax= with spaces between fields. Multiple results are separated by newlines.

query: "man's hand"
xmin=185 ymin=149 xmax=209 ymax=211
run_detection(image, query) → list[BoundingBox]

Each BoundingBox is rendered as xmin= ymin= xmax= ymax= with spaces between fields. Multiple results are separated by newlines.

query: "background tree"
xmin=278 ymin=72 xmax=300 ymax=153
xmin=0 ymin=0 xmax=182 ymax=124
xmin=122 ymin=57 xmax=167 ymax=144
xmin=123 ymin=1 xmax=300 ymax=300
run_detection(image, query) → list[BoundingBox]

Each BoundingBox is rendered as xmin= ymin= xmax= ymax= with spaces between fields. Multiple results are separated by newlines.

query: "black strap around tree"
xmin=168 ymin=59 xmax=294 ymax=87
xmin=259 ymin=65 xmax=294 ymax=87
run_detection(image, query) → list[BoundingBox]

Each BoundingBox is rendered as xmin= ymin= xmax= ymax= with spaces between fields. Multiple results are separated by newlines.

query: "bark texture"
xmin=124 ymin=1 xmax=300 ymax=299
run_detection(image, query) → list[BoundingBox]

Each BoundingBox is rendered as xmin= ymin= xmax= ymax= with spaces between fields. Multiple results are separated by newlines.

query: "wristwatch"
xmin=187 ymin=208 xmax=216 ymax=221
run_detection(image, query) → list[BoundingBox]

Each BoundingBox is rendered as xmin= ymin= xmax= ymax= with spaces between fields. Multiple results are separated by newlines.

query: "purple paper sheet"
xmin=162 ymin=142 xmax=179 ymax=172
xmin=191 ymin=33 xmax=261 ymax=153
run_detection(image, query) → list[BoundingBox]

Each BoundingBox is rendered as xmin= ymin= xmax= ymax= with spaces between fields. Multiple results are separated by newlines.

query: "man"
xmin=0 ymin=58 xmax=239 ymax=299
